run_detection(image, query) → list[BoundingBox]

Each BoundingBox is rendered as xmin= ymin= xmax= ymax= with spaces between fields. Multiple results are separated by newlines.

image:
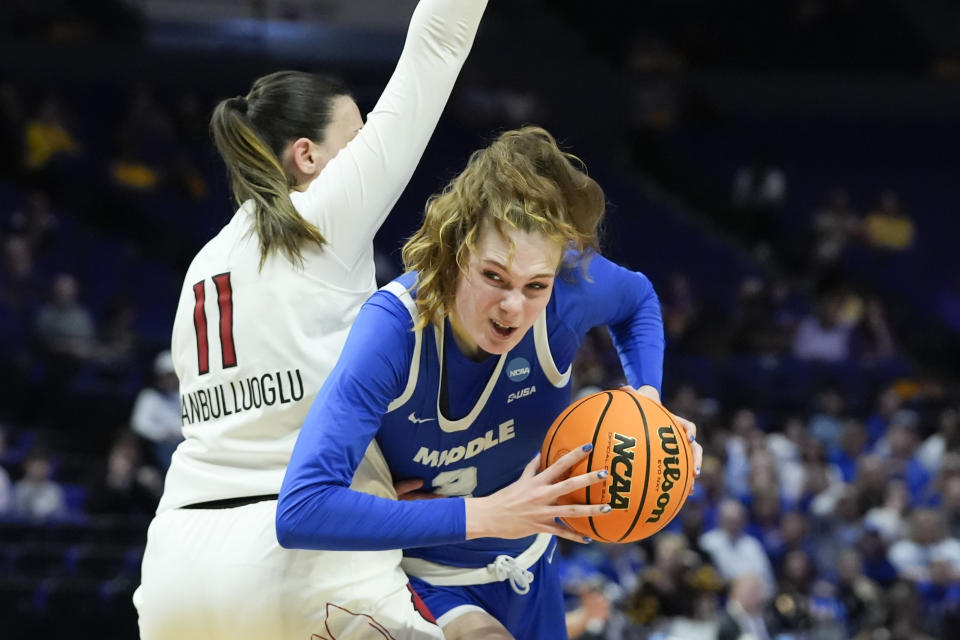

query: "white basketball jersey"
xmin=156 ymin=0 xmax=489 ymax=512
xmin=159 ymin=202 xmax=389 ymax=511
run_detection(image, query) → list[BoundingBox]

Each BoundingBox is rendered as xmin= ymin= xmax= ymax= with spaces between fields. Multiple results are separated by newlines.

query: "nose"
xmin=499 ymin=289 xmax=523 ymax=317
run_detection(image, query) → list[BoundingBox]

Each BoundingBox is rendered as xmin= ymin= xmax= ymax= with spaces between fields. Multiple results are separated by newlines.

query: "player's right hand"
xmin=463 ymin=443 xmax=610 ymax=544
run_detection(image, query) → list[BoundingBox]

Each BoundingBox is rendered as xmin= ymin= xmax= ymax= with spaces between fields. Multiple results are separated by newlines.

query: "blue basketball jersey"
xmin=377 ymin=271 xmax=576 ymax=567
xmin=278 ymin=253 xmax=664 ymax=556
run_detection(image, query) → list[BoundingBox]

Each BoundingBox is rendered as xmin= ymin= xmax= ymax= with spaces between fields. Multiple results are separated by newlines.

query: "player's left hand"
xmin=623 ymin=385 xmax=703 ymax=494
xmin=394 ymin=478 xmax=442 ymax=501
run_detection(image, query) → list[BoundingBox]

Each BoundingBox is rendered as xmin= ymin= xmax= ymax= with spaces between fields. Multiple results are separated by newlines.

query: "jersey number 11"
xmin=192 ymin=273 xmax=237 ymax=375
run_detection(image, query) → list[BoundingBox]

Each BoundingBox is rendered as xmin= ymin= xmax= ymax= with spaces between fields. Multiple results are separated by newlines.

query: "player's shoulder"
xmin=553 ymin=250 xmax=601 ymax=293
xmin=180 ymin=212 xmax=249 ymax=281
xmin=373 ymin=271 xmax=420 ymax=310
xmin=556 ymin=250 xmax=647 ymax=291
xmin=361 ymin=271 xmax=420 ymax=326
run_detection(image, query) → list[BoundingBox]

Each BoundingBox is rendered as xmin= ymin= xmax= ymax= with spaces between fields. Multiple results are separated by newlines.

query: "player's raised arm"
xmin=292 ymin=0 xmax=489 ymax=267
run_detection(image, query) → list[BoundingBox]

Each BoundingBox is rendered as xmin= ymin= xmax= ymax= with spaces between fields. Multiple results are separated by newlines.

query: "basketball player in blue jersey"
xmin=278 ymin=127 xmax=704 ymax=640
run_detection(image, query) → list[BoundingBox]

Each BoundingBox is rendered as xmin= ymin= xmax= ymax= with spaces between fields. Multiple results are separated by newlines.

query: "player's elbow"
xmin=275 ymin=491 xmax=310 ymax=549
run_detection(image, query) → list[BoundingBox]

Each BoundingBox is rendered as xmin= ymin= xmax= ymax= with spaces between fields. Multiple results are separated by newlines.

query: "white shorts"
xmin=134 ymin=500 xmax=443 ymax=640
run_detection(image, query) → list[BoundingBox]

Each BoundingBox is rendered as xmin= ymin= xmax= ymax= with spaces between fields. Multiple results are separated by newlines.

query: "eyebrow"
xmin=482 ymin=259 xmax=556 ymax=281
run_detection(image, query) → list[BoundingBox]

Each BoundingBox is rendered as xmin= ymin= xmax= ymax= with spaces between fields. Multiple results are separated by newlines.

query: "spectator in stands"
xmin=683 ymin=455 xmax=726 ymax=539
xmin=915 ymin=556 xmax=960 ymax=634
xmin=859 ymin=298 xmax=897 ymax=361
xmin=812 ymin=484 xmax=866 ymax=570
xmin=942 ymin=476 xmax=960 ymax=539
xmin=667 ymin=385 xmax=719 ymax=436
xmin=828 ymin=419 xmax=868 ymax=482
xmin=109 ymin=85 xmax=179 ymax=194
xmin=629 ymin=533 xmax=698 ymax=624
xmin=861 ymin=189 xmax=915 ymax=252
xmin=87 ymin=431 xmax=162 ymax=516
xmin=792 ymin=292 xmax=855 ymax=363
xmin=854 ymin=455 xmax=892 ymax=515
xmin=799 ymin=437 xmax=844 ymax=514
xmin=110 ymin=132 xmax=161 ymax=193
xmin=12 ymin=447 xmax=66 ymax=520
xmin=864 ymin=479 xmax=910 ymax=544
xmin=808 ymin=387 xmax=847 ymax=450
xmin=96 ymin=294 xmax=138 ymax=374
xmin=936 ymin=452 xmax=960 ymax=487
xmin=865 ymin=386 xmax=905 ymax=448
xmin=886 ymin=579 xmax=937 ymax=639
xmin=878 ymin=411 xmax=932 ymax=504
xmin=749 ymin=488 xmax=783 ymax=556
xmin=0 ymin=234 xmax=42 ymax=315
xmin=565 ymin=588 xmax=611 ymax=640
xmin=717 ymin=572 xmax=775 ymax=640
xmin=771 ymin=549 xmax=819 ymax=632
xmin=730 ymin=153 xmax=787 ymax=258
xmin=917 ymin=406 xmax=959 ymax=474
xmin=660 ymin=271 xmax=699 ymax=351
xmin=130 ymin=350 xmax=182 ymax=469
xmin=776 ymin=512 xmax=820 ymax=572
xmin=747 ymin=447 xmax=782 ymax=505
xmin=730 ymin=276 xmax=793 ymax=355
xmin=4 ymin=189 xmax=59 ymax=253
xmin=767 ymin=416 xmax=808 ymax=504
xmin=24 ymin=96 xmax=80 ymax=173
xmin=33 ymin=272 xmax=96 ymax=391
xmin=835 ymin=548 xmax=885 ymax=636
xmin=699 ymin=499 xmax=776 ymax=592
xmin=809 ymin=188 xmax=860 ymax=280
xmin=858 ymin=527 xmax=899 ymax=588
xmin=732 ymin=152 xmax=787 ymax=222
xmin=724 ymin=408 xmax=761 ymax=499
xmin=888 ymin=509 xmax=960 ymax=581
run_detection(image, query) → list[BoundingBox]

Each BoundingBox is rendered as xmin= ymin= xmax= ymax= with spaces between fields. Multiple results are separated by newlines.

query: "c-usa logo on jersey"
xmin=505 ymin=357 xmax=531 ymax=382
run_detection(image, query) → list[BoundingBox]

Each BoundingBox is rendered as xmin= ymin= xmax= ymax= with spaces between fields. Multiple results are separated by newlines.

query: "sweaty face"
xmin=449 ymin=227 xmax=563 ymax=359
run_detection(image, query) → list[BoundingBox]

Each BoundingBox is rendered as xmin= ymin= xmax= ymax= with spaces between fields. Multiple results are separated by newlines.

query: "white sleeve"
xmin=290 ymin=0 xmax=488 ymax=269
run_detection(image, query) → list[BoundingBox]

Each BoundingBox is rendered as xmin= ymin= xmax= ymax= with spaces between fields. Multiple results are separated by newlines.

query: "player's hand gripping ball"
xmin=540 ymin=388 xmax=695 ymax=543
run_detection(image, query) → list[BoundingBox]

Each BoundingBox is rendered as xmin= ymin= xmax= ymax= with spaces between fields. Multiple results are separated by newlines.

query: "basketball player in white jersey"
xmin=133 ymin=2 xmax=495 ymax=638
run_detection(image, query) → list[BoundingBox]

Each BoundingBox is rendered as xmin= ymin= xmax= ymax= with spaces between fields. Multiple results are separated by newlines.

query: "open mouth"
xmin=490 ymin=319 xmax=516 ymax=338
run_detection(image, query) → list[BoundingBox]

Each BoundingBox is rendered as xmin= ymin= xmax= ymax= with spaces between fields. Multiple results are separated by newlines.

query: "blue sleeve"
xmin=276 ymin=291 xmax=466 ymax=551
xmin=556 ymin=253 xmax=665 ymax=392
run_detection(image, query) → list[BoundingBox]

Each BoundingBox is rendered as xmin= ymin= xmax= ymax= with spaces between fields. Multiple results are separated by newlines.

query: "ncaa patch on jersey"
xmin=506 ymin=357 xmax=531 ymax=382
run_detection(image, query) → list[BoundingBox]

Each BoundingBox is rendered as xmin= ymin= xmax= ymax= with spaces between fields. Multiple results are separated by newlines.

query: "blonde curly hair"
xmin=401 ymin=126 xmax=605 ymax=328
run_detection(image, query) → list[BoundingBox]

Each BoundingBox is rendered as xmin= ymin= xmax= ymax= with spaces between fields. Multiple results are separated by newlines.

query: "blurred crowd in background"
xmin=1 ymin=1 xmax=959 ymax=638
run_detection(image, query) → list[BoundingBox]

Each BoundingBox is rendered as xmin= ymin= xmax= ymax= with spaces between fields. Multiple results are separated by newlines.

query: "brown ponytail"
xmin=210 ymin=72 xmax=350 ymax=269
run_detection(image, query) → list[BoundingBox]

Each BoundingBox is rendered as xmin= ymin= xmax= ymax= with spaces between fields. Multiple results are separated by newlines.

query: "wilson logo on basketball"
xmin=646 ymin=426 xmax=683 ymax=523
xmin=608 ymin=432 xmax=636 ymax=510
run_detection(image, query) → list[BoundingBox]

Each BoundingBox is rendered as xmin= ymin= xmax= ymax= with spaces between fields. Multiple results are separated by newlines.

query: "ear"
xmin=288 ymin=137 xmax=319 ymax=177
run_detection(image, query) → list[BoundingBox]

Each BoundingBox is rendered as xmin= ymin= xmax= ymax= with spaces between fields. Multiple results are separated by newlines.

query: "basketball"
xmin=540 ymin=388 xmax=695 ymax=543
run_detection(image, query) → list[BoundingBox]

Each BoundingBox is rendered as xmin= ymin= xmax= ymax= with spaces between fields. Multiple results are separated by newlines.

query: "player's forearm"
xmin=610 ymin=272 xmax=665 ymax=392
xmin=275 ymin=483 xmax=466 ymax=550
xmin=578 ymin=257 xmax=665 ymax=391
xmin=318 ymin=0 xmax=489 ymax=264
